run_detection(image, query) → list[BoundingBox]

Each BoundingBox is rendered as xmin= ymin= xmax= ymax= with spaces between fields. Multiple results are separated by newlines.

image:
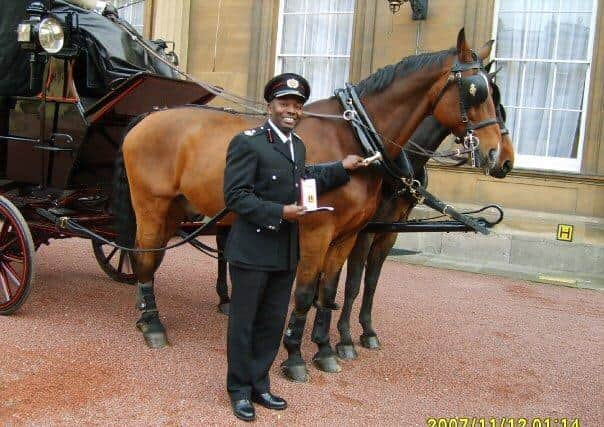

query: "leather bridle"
xmin=431 ymin=54 xmax=501 ymax=167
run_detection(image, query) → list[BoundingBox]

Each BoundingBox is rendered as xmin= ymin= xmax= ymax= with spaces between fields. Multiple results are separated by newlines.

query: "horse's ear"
xmin=457 ymin=28 xmax=472 ymax=62
xmin=478 ymin=39 xmax=495 ymax=61
xmin=485 ymin=60 xmax=495 ymax=73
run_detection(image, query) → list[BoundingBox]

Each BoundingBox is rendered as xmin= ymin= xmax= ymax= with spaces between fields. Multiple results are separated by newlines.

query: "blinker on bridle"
xmin=431 ymin=52 xmax=500 ymax=167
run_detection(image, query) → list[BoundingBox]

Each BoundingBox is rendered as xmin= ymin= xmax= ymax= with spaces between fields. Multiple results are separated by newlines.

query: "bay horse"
xmin=334 ymin=73 xmax=514 ymax=361
xmin=212 ymin=66 xmax=513 ymax=317
xmin=114 ymin=30 xmax=504 ymax=373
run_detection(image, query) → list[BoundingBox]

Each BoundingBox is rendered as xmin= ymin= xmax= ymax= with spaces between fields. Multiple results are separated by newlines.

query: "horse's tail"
xmin=112 ymin=113 xmax=149 ymax=247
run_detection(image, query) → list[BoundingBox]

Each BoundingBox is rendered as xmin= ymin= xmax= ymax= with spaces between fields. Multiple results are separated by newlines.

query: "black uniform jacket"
xmin=223 ymin=122 xmax=350 ymax=271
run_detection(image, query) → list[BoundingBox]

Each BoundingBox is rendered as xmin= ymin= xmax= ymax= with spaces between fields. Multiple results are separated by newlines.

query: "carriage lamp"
xmin=38 ymin=17 xmax=64 ymax=53
xmin=17 ymin=1 xmax=65 ymax=54
xmin=386 ymin=0 xmax=428 ymax=20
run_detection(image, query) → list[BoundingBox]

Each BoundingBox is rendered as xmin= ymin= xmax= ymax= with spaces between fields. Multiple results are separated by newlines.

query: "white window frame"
xmin=274 ymin=0 xmax=355 ymax=102
xmin=491 ymin=0 xmax=599 ymax=173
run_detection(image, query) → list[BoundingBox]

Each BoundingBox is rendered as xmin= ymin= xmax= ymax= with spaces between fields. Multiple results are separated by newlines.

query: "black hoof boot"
xmin=336 ymin=343 xmax=358 ymax=360
xmin=135 ymin=282 xmax=168 ymax=348
xmin=218 ymin=302 xmax=230 ymax=316
xmin=360 ymin=334 xmax=380 ymax=349
xmin=312 ymin=354 xmax=341 ymax=373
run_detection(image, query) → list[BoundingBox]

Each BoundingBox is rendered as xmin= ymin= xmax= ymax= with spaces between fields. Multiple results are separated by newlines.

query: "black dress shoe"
xmin=252 ymin=392 xmax=287 ymax=410
xmin=231 ymin=399 xmax=255 ymax=422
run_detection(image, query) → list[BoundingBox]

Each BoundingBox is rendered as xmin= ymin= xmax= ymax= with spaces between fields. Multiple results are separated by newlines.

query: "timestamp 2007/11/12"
xmin=426 ymin=418 xmax=581 ymax=427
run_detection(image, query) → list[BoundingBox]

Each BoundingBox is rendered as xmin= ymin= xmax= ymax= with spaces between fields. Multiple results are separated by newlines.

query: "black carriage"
xmin=0 ymin=0 xmax=216 ymax=313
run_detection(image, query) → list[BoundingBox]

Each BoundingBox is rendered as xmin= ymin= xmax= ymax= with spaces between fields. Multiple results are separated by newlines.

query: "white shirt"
xmin=267 ymin=119 xmax=294 ymax=161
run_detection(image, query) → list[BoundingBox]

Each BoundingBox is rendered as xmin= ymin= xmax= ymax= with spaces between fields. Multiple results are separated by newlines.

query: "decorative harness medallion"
xmin=244 ymin=129 xmax=256 ymax=136
xmin=469 ymin=83 xmax=477 ymax=97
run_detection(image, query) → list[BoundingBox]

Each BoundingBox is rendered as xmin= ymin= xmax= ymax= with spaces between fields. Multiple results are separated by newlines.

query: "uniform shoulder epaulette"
xmin=243 ymin=125 xmax=268 ymax=137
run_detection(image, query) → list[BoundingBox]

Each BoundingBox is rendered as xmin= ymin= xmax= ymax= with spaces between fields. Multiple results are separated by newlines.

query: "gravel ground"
xmin=1 ymin=238 xmax=602 ymax=426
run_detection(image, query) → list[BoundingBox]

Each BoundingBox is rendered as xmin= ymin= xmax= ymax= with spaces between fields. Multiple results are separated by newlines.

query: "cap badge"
xmin=287 ymin=78 xmax=300 ymax=89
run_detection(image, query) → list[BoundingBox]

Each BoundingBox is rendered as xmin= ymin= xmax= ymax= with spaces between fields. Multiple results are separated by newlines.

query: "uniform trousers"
xmin=227 ymin=264 xmax=296 ymax=401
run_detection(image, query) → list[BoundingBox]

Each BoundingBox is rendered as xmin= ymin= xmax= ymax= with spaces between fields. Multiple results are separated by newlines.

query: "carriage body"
xmin=0 ymin=0 xmax=214 ymax=313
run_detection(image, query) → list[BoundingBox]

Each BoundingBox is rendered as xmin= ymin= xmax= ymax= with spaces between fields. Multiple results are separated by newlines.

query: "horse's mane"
xmin=354 ymin=48 xmax=456 ymax=96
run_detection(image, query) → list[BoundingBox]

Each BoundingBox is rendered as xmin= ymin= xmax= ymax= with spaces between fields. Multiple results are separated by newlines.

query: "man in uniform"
xmin=223 ymin=73 xmax=365 ymax=422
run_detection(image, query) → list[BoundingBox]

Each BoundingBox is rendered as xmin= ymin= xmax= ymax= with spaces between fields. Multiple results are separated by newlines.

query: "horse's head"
xmin=485 ymin=62 xmax=515 ymax=178
xmin=431 ymin=29 xmax=503 ymax=176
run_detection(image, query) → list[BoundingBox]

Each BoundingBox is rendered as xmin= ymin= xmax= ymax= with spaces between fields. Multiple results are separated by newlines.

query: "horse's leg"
xmin=311 ymin=234 xmax=358 ymax=373
xmin=335 ymin=232 xmax=375 ymax=360
xmin=132 ymin=196 xmax=181 ymax=349
xmin=281 ymin=231 xmax=332 ymax=382
xmin=215 ymin=226 xmax=230 ymax=315
xmin=359 ymin=232 xmax=397 ymax=349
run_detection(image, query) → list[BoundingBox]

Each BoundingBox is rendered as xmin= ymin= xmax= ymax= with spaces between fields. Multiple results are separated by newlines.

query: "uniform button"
xmin=272 ymin=175 xmax=277 ymax=180
xmin=295 ymin=183 xmax=299 ymax=188
xmin=256 ymin=228 xmax=261 ymax=232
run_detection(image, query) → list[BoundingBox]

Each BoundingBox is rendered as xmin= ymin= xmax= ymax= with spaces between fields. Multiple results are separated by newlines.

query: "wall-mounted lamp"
xmin=386 ymin=0 xmax=428 ymax=20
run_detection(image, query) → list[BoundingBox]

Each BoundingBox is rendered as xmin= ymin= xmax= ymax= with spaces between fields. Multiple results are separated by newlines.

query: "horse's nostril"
xmin=502 ymin=160 xmax=512 ymax=174
xmin=488 ymin=148 xmax=497 ymax=161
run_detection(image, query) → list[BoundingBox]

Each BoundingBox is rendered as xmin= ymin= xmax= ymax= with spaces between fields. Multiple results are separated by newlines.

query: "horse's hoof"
xmin=143 ymin=331 xmax=169 ymax=349
xmin=281 ymin=364 xmax=309 ymax=383
xmin=360 ymin=334 xmax=381 ymax=349
xmin=336 ymin=343 xmax=358 ymax=360
xmin=313 ymin=355 xmax=342 ymax=373
xmin=218 ymin=302 xmax=230 ymax=316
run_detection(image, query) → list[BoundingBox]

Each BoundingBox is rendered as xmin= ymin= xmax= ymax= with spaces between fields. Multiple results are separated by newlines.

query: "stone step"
xmin=390 ymin=203 xmax=603 ymax=289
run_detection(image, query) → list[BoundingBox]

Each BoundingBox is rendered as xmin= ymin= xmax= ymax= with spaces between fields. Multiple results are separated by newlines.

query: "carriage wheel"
xmin=0 ymin=196 xmax=35 ymax=315
xmin=92 ymin=240 xmax=136 ymax=285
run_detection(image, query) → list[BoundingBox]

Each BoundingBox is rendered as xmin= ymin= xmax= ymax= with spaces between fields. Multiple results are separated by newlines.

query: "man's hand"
xmin=342 ymin=154 xmax=367 ymax=171
xmin=282 ymin=204 xmax=306 ymax=221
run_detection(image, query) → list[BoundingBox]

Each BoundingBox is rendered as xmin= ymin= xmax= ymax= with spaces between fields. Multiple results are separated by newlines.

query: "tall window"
xmin=493 ymin=0 xmax=598 ymax=172
xmin=275 ymin=0 xmax=356 ymax=102
xmin=114 ymin=0 xmax=146 ymax=34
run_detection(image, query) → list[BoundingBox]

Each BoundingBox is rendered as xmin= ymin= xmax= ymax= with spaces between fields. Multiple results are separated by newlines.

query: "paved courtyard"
xmin=1 ymin=238 xmax=602 ymax=426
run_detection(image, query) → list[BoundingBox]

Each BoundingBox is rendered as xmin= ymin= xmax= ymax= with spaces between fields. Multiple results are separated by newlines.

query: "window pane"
xmin=281 ymin=15 xmax=305 ymax=54
xmin=497 ymin=13 xmax=526 ymax=58
xmin=334 ymin=14 xmax=353 ymax=55
xmin=305 ymin=58 xmax=349 ymax=100
xmin=305 ymin=14 xmax=330 ymax=55
xmin=556 ymin=13 xmax=591 ymax=60
xmin=549 ymin=110 xmax=581 ymax=158
xmin=497 ymin=61 xmax=522 ymax=106
xmin=114 ymin=0 xmax=144 ymax=32
xmin=524 ymin=13 xmax=556 ymax=59
xmin=284 ymin=0 xmax=306 ymax=13
xmin=333 ymin=0 xmax=355 ymax=12
xmin=569 ymin=0 xmax=593 ymax=13
xmin=553 ymin=63 xmax=587 ymax=109
xmin=505 ymin=106 xmax=520 ymax=142
xmin=516 ymin=109 xmax=548 ymax=156
xmin=281 ymin=57 xmax=305 ymax=75
xmin=498 ymin=0 xmax=526 ymax=11
xmin=305 ymin=58 xmax=332 ymax=100
xmin=522 ymin=62 xmax=554 ymax=108
xmin=523 ymin=0 xmax=559 ymax=12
